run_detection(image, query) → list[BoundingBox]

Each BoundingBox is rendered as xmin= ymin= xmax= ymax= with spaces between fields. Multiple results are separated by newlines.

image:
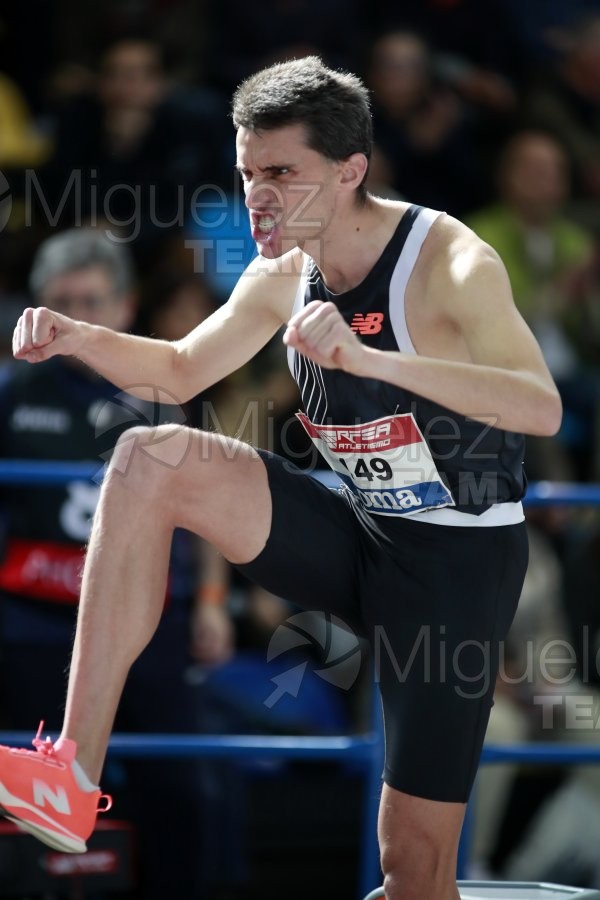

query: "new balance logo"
xmin=33 ymin=779 xmax=71 ymax=815
xmin=350 ymin=312 xmax=384 ymax=335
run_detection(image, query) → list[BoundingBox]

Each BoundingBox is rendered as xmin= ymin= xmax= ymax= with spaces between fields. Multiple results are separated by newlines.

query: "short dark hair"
xmin=232 ymin=56 xmax=372 ymax=200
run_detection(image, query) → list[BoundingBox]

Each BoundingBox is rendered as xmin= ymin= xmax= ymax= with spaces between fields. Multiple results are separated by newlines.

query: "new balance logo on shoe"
xmin=350 ymin=312 xmax=384 ymax=335
xmin=33 ymin=779 xmax=71 ymax=815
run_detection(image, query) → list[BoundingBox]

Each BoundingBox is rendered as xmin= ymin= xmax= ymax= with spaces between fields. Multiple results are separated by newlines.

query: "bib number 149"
xmin=341 ymin=457 xmax=393 ymax=482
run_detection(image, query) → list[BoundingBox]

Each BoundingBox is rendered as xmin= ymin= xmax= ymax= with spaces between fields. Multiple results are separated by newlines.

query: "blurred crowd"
xmin=0 ymin=0 xmax=600 ymax=895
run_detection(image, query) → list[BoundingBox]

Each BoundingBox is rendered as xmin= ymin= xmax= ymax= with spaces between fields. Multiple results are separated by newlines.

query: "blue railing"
xmin=0 ymin=460 xmax=598 ymax=897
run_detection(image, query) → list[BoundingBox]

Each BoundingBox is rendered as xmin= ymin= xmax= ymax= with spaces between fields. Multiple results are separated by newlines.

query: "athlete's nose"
xmin=244 ymin=179 xmax=281 ymax=211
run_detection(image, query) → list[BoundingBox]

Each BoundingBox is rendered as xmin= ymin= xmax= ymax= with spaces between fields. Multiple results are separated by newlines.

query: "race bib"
xmin=297 ymin=411 xmax=455 ymax=517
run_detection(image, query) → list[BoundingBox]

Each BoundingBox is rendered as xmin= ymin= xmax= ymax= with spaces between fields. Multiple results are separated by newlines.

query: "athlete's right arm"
xmin=12 ymin=254 xmax=302 ymax=404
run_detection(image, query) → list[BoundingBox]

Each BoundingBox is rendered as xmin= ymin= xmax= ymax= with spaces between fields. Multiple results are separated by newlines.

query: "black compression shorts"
xmin=236 ymin=450 xmax=529 ymax=803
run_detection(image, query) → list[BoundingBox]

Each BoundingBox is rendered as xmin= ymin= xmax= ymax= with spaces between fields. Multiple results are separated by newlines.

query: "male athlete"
xmin=0 ymin=57 xmax=561 ymax=900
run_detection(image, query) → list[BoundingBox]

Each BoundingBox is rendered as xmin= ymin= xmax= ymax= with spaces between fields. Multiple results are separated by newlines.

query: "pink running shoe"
xmin=0 ymin=722 xmax=112 ymax=853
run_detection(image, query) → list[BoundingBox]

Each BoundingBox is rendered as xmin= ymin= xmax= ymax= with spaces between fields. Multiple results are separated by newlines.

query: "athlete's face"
xmin=236 ymin=123 xmax=344 ymax=259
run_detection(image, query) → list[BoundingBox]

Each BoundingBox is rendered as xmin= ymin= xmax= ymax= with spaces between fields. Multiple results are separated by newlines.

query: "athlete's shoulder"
xmin=242 ymin=246 xmax=308 ymax=279
xmin=232 ymin=247 xmax=308 ymax=322
xmin=425 ymin=212 xmax=508 ymax=292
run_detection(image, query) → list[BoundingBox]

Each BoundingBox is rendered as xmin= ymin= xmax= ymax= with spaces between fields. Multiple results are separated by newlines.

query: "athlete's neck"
xmin=302 ymin=197 xmax=410 ymax=295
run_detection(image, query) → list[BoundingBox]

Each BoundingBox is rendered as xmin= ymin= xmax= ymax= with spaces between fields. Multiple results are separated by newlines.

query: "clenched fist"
xmin=12 ymin=307 xmax=82 ymax=363
xmin=283 ymin=300 xmax=366 ymax=373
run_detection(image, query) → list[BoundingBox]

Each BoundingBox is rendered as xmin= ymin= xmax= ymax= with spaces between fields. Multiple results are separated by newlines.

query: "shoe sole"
xmin=0 ymin=787 xmax=87 ymax=853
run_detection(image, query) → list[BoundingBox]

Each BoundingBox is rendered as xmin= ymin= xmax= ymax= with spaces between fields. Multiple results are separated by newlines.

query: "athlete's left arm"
xmin=284 ymin=244 xmax=562 ymax=436
xmin=376 ymin=242 xmax=563 ymax=434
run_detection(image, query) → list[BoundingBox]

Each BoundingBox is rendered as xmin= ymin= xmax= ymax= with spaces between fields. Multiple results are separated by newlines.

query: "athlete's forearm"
xmin=356 ymin=346 xmax=562 ymax=436
xmin=73 ymin=324 xmax=187 ymax=403
xmin=14 ymin=307 xmax=192 ymax=403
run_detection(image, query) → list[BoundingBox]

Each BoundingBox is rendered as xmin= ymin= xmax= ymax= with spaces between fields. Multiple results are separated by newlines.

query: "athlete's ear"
xmin=339 ymin=153 xmax=369 ymax=193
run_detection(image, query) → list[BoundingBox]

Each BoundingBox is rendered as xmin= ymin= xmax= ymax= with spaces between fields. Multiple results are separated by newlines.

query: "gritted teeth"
xmin=258 ymin=215 xmax=276 ymax=233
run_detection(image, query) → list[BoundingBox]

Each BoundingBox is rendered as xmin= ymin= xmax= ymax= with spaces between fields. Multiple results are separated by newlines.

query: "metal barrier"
xmin=0 ymin=460 xmax=598 ymax=898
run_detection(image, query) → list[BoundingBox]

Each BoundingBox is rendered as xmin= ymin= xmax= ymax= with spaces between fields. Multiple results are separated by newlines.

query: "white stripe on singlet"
xmin=389 ymin=206 xmax=442 ymax=354
xmin=287 ymin=256 xmax=329 ymax=423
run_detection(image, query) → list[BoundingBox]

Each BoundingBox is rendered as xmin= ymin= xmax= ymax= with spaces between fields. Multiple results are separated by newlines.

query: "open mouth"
xmin=250 ymin=210 xmax=280 ymax=244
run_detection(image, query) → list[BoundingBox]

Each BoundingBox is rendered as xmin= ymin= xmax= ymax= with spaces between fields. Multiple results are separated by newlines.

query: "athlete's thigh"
xmin=129 ymin=427 xmax=362 ymax=618
xmin=235 ymin=450 xmax=364 ymax=630
xmin=140 ymin=426 xmax=273 ymax=564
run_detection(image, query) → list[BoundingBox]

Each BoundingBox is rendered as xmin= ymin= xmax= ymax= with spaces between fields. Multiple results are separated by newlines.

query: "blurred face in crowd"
xmin=499 ymin=133 xmax=570 ymax=224
xmin=99 ymin=40 xmax=166 ymax=113
xmin=368 ymin=33 xmax=429 ymax=118
xmin=39 ymin=265 xmax=135 ymax=333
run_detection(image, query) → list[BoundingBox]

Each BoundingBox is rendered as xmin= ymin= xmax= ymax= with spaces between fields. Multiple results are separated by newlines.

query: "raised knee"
xmin=108 ymin=424 xmax=194 ymax=491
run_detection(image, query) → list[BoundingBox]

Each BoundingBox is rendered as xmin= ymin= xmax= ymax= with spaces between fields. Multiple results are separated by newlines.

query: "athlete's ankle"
xmin=53 ymin=735 xmax=99 ymax=791
xmin=53 ymin=734 xmax=77 ymax=763
xmin=70 ymin=759 xmax=99 ymax=793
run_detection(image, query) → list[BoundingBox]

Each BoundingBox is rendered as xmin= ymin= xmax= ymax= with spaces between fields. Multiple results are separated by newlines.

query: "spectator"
xmin=366 ymin=30 xmax=485 ymax=216
xmin=467 ymin=130 xmax=598 ymax=480
xmin=522 ymin=14 xmax=600 ymax=236
xmin=35 ymin=37 xmax=230 ymax=266
xmin=370 ymin=0 xmax=522 ymax=107
xmin=0 ymin=228 xmax=234 ymax=899
xmin=50 ymin=0 xmax=215 ymax=89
